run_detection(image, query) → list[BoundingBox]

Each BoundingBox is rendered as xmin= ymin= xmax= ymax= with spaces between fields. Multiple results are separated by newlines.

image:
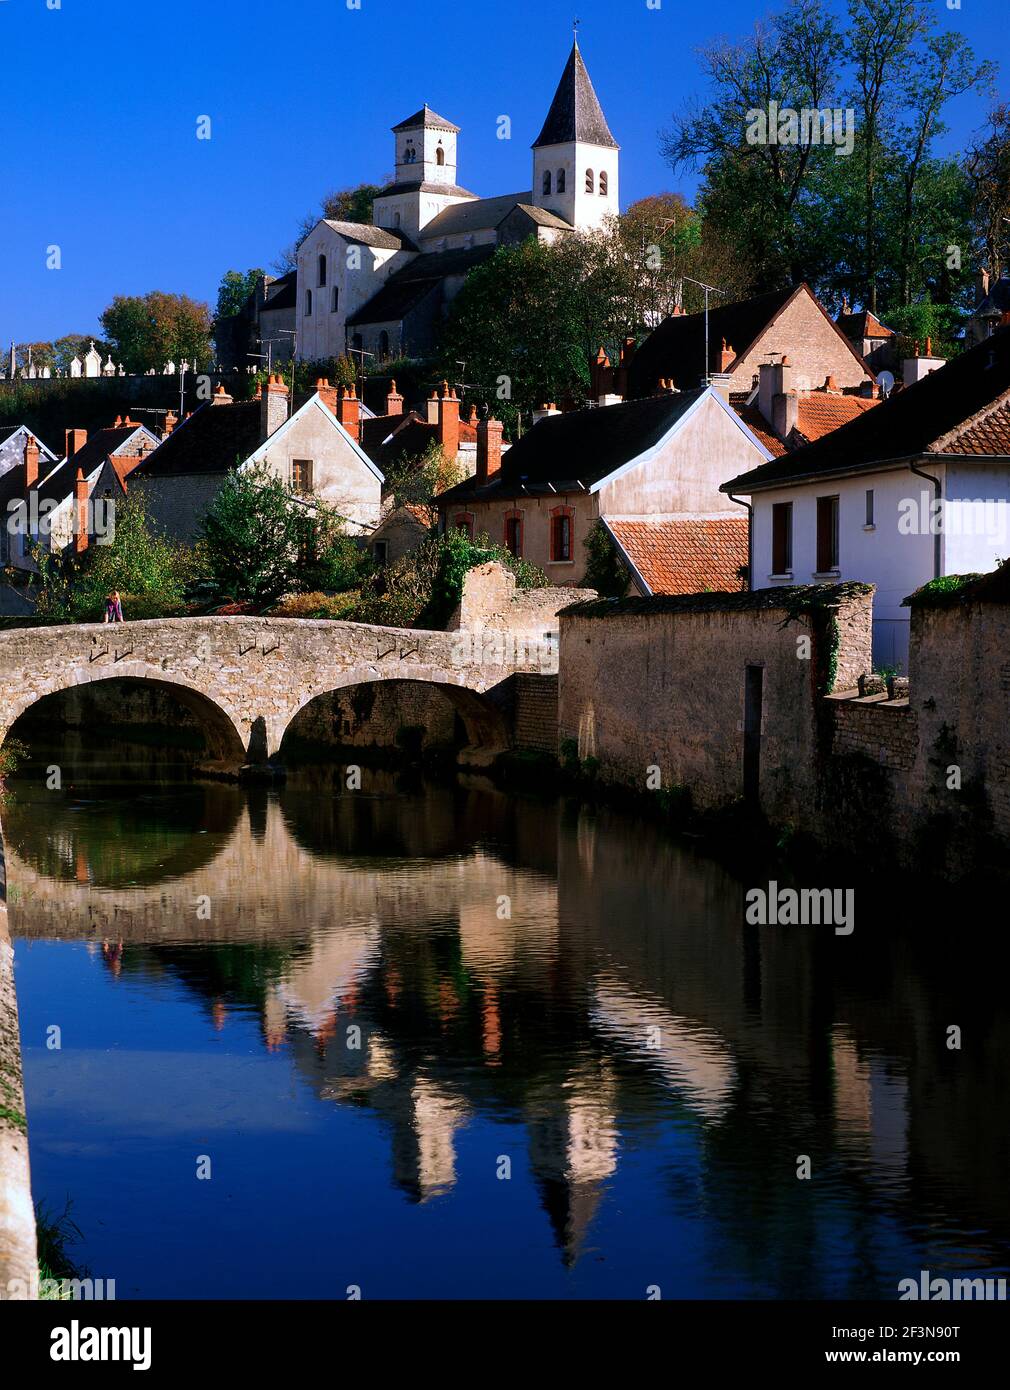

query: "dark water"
xmin=5 ymin=752 xmax=1010 ymax=1300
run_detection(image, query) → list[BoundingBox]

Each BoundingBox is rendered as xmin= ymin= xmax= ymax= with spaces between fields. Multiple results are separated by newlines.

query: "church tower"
xmin=532 ymin=38 xmax=619 ymax=232
xmin=372 ymin=104 xmax=473 ymax=238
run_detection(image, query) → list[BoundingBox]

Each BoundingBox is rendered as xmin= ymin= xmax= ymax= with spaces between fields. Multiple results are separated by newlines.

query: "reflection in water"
xmin=7 ymin=769 xmax=1010 ymax=1298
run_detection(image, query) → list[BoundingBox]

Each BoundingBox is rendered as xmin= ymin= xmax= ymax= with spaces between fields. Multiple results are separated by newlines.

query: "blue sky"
xmin=1 ymin=0 xmax=1006 ymax=344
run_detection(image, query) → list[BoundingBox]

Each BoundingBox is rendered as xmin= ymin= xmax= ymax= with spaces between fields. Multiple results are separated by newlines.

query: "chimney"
xmin=426 ymin=390 xmax=440 ymax=425
xmin=772 ymin=390 xmax=799 ymax=440
xmin=161 ymin=411 xmax=178 ymax=440
xmin=903 ymin=341 xmax=946 ymax=387
xmin=315 ymin=378 xmax=338 ymax=415
xmin=75 ymin=468 xmax=89 ymax=554
xmin=719 ymin=338 xmax=735 ymax=372
xmin=476 ymin=416 xmax=503 ymax=485
xmin=386 ymin=380 xmax=404 ymax=416
xmin=598 ymin=393 xmax=623 ymax=408
xmin=110 ymin=451 xmax=143 ymax=491
xmin=615 ymin=336 xmax=636 ymax=395
xmin=260 ymin=373 xmax=289 ymax=437
xmin=211 ymin=384 xmax=233 ymax=406
xmin=758 ymin=357 xmax=794 ymax=424
xmin=65 ymin=428 xmax=87 ymax=458
xmin=709 ymin=372 xmax=734 ymax=402
xmin=24 ymin=434 xmax=40 ymax=488
xmin=436 ymin=380 xmax=460 ymax=460
xmin=821 ymin=374 xmax=840 ymax=394
xmin=532 ymin=402 xmax=562 ymax=425
xmin=591 ymin=346 xmax=611 ymax=399
xmin=338 ymin=383 xmax=360 ymax=439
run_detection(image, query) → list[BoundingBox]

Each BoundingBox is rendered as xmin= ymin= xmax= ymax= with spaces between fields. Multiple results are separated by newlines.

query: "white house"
xmin=722 ymin=327 xmax=1010 ymax=669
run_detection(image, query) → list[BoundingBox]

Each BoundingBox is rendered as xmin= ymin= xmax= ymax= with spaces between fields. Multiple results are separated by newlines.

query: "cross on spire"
xmin=573 ymin=18 xmax=580 ymax=41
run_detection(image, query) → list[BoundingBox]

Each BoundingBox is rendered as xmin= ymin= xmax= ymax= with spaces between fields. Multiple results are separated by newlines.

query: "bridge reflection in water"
xmin=6 ymin=775 xmax=1010 ymax=1297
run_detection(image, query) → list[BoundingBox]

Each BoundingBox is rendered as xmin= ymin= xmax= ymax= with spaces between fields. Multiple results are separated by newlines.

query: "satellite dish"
xmin=877 ymin=370 xmax=895 ymax=397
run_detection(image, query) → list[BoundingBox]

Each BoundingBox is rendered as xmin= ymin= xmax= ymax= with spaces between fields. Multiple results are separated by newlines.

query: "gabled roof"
xmin=439 ymin=387 xmax=769 ymax=505
xmin=605 ymin=517 xmax=748 ymax=597
xmin=837 ymin=308 xmax=894 ymax=340
xmin=34 ymin=425 xmax=158 ymax=506
xmin=627 ymin=283 xmax=871 ymax=397
xmin=374 ymin=180 xmax=476 ymax=201
xmin=794 ymin=392 xmax=879 ymax=443
xmin=0 ymin=424 xmax=58 ymax=459
xmin=244 ymin=392 xmax=384 ymax=485
xmin=421 ymin=192 xmax=531 ymax=239
xmin=320 ymin=220 xmax=416 ymax=251
xmin=132 ymin=401 xmax=262 ymax=478
xmin=722 ymin=325 xmax=1010 ymax=492
xmin=392 ymin=105 xmax=460 ymax=134
xmin=502 ymin=203 xmax=574 ymax=231
xmin=533 ymin=40 xmax=618 ymax=150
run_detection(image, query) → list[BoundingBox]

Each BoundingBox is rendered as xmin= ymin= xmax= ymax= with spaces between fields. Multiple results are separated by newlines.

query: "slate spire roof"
xmin=533 ymin=39 xmax=618 ymax=150
xmin=392 ymin=104 xmax=460 ymax=134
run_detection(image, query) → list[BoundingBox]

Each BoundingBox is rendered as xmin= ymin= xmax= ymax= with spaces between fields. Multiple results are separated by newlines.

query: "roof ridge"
xmin=930 ymin=386 xmax=1010 ymax=453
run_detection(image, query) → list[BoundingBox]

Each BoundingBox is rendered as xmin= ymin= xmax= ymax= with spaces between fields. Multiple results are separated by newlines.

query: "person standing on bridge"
xmin=104 ymin=590 xmax=124 ymax=623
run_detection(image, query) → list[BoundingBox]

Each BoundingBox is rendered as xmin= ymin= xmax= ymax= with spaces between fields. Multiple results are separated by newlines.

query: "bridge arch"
xmin=277 ymin=666 xmax=512 ymax=761
xmin=1 ymin=667 xmax=248 ymax=773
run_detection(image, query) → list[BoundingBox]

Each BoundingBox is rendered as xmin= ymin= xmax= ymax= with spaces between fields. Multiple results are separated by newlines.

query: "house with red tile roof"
xmin=722 ymin=325 xmax=1010 ymax=668
xmin=437 ymin=385 xmax=774 ymax=594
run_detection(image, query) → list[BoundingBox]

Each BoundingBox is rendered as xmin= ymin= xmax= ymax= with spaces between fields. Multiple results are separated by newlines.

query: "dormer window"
xmin=585 ymin=169 xmax=594 ymax=194
xmin=599 ymin=171 xmax=608 ymax=196
xmin=543 ymin=170 xmax=552 ymax=195
xmin=557 ymin=169 xmax=566 ymax=193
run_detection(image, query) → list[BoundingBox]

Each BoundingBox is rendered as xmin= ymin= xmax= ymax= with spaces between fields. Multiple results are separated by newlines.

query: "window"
xmin=373 ymin=540 xmax=389 ymax=565
xmin=865 ymin=488 xmax=874 ymax=526
xmin=436 ymin=146 xmax=445 ymax=166
xmin=557 ymin=169 xmax=566 ymax=193
xmin=585 ymin=168 xmax=594 ymax=194
xmin=504 ymin=512 xmax=523 ymax=558
xmin=543 ymin=170 xmax=552 ymax=195
xmin=454 ymin=512 xmax=474 ymax=541
xmin=292 ymin=459 xmax=314 ymax=495
xmin=599 ymin=170 xmax=608 ymax=196
xmin=331 ymin=286 xmax=339 ymax=313
xmin=304 ymin=289 xmax=312 ymax=316
xmin=771 ymin=501 xmax=792 ymax=574
xmin=317 ymin=254 xmax=327 ymax=288
xmin=550 ymin=508 xmax=573 ymax=562
xmin=394 ymin=211 xmax=401 ymax=228
xmin=379 ymin=330 xmax=390 ymax=358
xmin=816 ymin=495 xmax=840 ymax=572
xmin=404 ymin=143 xmax=416 ymax=163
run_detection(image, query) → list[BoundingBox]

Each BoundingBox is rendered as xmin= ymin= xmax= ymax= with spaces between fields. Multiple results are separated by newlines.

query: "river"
xmin=4 ymin=742 xmax=1009 ymax=1299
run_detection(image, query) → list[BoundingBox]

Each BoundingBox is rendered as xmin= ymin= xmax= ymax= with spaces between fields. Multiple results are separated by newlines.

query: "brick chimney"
xmin=591 ymin=346 xmax=611 ymax=398
xmin=260 ymin=373 xmax=289 ymax=438
xmin=476 ymin=415 xmax=503 ymax=485
xmin=903 ymin=340 xmax=946 ymax=387
xmin=436 ymin=381 xmax=460 ymax=460
xmin=161 ymin=411 xmax=178 ymax=440
xmin=211 ymin=384 xmax=233 ymax=407
xmin=719 ymin=338 xmax=736 ymax=372
xmin=110 ymin=451 xmax=143 ymax=491
xmin=75 ymin=468 xmax=89 ymax=554
xmin=386 ymin=380 xmax=404 ymax=416
xmin=65 ymin=428 xmax=87 ymax=458
xmin=315 ymin=378 xmax=338 ymax=415
xmin=338 ymin=384 xmax=360 ymax=438
xmin=23 ymin=434 xmax=40 ymax=487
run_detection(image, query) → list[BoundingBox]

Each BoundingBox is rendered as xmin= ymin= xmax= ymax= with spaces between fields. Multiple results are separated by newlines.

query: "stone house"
xmin=722 ymin=324 xmax=1010 ymax=668
xmin=437 ymin=386 xmax=774 ymax=592
xmin=130 ymin=376 xmax=384 ymax=542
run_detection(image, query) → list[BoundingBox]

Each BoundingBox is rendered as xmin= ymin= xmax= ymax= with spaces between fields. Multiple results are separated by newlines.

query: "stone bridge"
xmin=0 ymin=613 xmax=554 ymax=773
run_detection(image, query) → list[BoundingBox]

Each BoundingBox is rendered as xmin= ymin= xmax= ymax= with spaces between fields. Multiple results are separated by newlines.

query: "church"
xmin=295 ymin=37 xmax=619 ymax=363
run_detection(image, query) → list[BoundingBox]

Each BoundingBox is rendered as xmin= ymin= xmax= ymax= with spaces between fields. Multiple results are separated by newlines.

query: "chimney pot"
xmin=476 ymin=415 xmax=503 ymax=484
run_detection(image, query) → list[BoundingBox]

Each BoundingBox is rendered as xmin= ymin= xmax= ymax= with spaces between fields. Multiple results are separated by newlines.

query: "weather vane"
xmin=573 ymin=17 xmax=580 ymax=39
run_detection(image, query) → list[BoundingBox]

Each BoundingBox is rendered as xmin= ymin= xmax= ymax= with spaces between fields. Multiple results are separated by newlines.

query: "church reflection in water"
xmin=7 ymin=771 xmax=1010 ymax=1287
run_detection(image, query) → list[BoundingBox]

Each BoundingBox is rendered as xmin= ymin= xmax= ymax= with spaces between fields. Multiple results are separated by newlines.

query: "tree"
xmin=383 ymin=439 xmax=464 ymax=529
xmin=966 ymin=103 xmax=1010 ymax=282
xmin=275 ymin=182 xmax=388 ymax=273
xmin=53 ymin=335 xmax=110 ymax=375
xmin=72 ymin=494 xmax=196 ymax=620
xmin=200 ymin=464 xmax=313 ymax=605
xmin=214 ymin=269 xmax=266 ymax=323
xmin=100 ymin=291 xmax=213 ymax=373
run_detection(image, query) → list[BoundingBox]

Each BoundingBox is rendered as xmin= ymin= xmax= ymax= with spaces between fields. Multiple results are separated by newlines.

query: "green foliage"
xmin=582 ymin=520 xmax=631 ymax=597
xmin=214 ymin=268 xmax=265 ymax=324
xmin=275 ymin=182 xmax=388 ymax=272
xmin=0 ymin=737 xmax=28 ymax=785
xmin=886 ymin=301 xmax=962 ymax=362
xmin=906 ymin=572 xmax=984 ymax=607
xmin=270 ymin=591 xmax=361 ymax=620
xmin=71 ymin=495 xmax=196 ymax=621
xmin=100 ymin=290 xmax=213 ymax=374
xmin=200 ymin=464 xmax=313 ymax=605
xmin=383 ymin=439 xmax=463 ymax=527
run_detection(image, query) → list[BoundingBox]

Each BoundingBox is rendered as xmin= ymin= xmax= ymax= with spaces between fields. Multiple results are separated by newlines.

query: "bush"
xmin=270 ymin=591 xmax=361 ymax=620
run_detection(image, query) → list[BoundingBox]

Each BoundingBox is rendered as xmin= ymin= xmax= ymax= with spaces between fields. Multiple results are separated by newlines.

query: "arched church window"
xmin=305 ymin=290 xmax=312 ymax=317
xmin=394 ymin=211 xmax=401 ymax=227
xmin=404 ymin=143 xmax=416 ymax=163
xmin=331 ymin=287 xmax=339 ymax=313
xmin=317 ymin=254 xmax=327 ymax=288
xmin=557 ymin=169 xmax=566 ymax=193
xmin=543 ymin=170 xmax=552 ymax=196
xmin=585 ymin=169 xmax=594 ymax=194
xmin=436 ymin=146 xmax=445 ymax=166
xmin=599 ymin=171 xmax=608 ymax=196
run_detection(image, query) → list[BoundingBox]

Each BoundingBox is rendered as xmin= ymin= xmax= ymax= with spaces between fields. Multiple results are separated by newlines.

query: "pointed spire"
xmin=533 ymin=37 xmax=618 ymax=150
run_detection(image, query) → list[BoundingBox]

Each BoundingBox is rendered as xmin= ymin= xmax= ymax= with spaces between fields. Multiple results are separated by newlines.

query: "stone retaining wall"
xmin=0 ymin=819 xmax=37 ymax=1299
